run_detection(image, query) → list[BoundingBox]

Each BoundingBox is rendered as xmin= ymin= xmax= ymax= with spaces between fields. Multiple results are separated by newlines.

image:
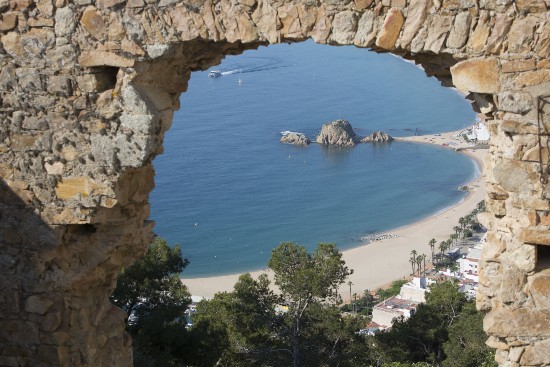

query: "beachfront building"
xmin=458 ymin=246 xmax=482 ymax=282
xmin=398 ymin=277 xmax=432 ymax=303
xmin=371 ymin=277 xmax=433 ymax=329
xmin=371 ymin=297 xmax=418 ymax=330
xmin=465 ymin=122 xmax=490 ymax=142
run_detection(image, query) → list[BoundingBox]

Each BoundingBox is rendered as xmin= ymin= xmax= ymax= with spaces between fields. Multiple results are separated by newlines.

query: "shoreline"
xmin=181 ymin=129 xmax=487 ymax=299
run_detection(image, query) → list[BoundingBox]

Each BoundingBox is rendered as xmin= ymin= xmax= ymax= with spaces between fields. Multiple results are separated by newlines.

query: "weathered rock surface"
xmin=316 ymin=119 xmax=359 ymax=147
xmin=0 ymin=0 xmax=549 ymax=366
xmin=361 ymin=131 xmax=394 ymax=142
xmin=280 ymin=131 xmax=311 ymax=146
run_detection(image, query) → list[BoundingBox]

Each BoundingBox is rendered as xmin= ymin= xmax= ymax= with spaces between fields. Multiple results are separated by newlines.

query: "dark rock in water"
xmin=280 ymin=131 xmax=310 ymax=146
xmin=361 ymin=131 xmax=394 ymax=143
xmin=316 ymin=119 xmax=359 ymax=147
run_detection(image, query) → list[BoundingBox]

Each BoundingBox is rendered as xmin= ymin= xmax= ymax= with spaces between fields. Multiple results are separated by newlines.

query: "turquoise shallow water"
xmin=149 ymin=41 xmax=477 ymax=277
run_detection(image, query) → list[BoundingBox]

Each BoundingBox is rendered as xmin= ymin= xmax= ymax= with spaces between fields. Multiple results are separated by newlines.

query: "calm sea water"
xmin=150 ymin=41 xmax=477 ymax=277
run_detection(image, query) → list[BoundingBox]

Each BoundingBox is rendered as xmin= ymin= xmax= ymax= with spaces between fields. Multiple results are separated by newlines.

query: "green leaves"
xmin=269 ymin=242 xmax=352 ymax=303
xmin=191 ymin=242 xmax=362 ymax=367
xmin=110 ymin=237 xmax=191 ymax=366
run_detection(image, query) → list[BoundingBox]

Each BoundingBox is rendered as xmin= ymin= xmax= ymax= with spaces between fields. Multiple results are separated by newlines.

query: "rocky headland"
xmin=316 ymin=119 xmax=359 ymax=147
xmin=315 ymin=119 xmax=393 ymax=147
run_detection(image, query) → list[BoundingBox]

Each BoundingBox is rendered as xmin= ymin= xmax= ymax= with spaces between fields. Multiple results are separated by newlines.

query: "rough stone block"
xmin=484 ymin=308 xmax=550 ymax=337
xmin=446 ymin=12 xmax=471 ymax=49
xmin=486 ymin=13 xmax=512 ymax=54
xmin=522 ymin=145 xmax=548 ymax=165
xmin=330 ymin=11 xmax=359 ymax=44
xmin=0 ymin=11 xmax=17 ymax=31
xmin=398 ymin=0 xmax=429 ymax=48
xmin=375 ymin=8 xmax=404 ymax=50
xmin=467 ymin=10 xmax=491 ymax=52
xmin=520 ymin=339 xmax=550 ymax=365
xmin=443 ymin=0 xmax=477 ymax=9
xmin=47 ymin=75 xmax=72 ymax=96
xmin=0 ymin=320 xmax=40 ymax=345
xmin=40 ymin=331 xmax=70 ymax=346
xmin=515 ymin=0 xmax=547 ymax=13
xmin=78 ymin=51 xmax=134 ymax=68
xmin=423 ymin=15 xmax=453 ymax=53
xmin=23 ymin=287 xmax=55 ymax=316
xmin=37 ymin=345 xmax=69 ymax=365
xmin=96 ymin=0 xmax=124 ymax=8
xmin=497 ymin=92 xmax=533 ymax=114
xmin=501 ymin=120 xmax=538 ymax=135
xmin=353 ymin=0 xmax=372 ymax=8
xmin=515 ymin=69 xmax=550 ymax=87
xmin=121 ymin=38 xmax=145 ymax=56
xmin=451 ymin=58 xmax=500 ymax=94
xmin=390 ymin=0 xmax=406 ymax=7
xmin=521 ymin=229 xmax=550 ymax=246
xmin=40 ymin=312 xmax=62 ymax=332
xmin=353 ymin=10 xmax=377 ymax=47
xmin=28 ymin=17 xmax=55 ymax=27
xmin=502 ymin=59 xmax=536 ymax=73
xmin=530 ymin=269 xmax=550 ymax=308
xmin=508 ymin=16 xmax=539 ymax=54
xmin=55 ymin=177 xmax=108 ymax=200
xmin=536 ymin=21 xmax=550 ymax=58
xmin=54 ymin=6 xmax=75 ymax=37
xmin=80 ymin=7 xmax=105 ymax=40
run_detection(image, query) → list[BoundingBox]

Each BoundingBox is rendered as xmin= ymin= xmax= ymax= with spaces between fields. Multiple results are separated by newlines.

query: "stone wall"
xmin=0 ymin=0 xmax=549 ymax=365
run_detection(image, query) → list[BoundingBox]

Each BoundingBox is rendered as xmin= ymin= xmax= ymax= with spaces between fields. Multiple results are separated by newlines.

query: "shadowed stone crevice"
xmin=1 ymin=0 xmax=550 ymax=365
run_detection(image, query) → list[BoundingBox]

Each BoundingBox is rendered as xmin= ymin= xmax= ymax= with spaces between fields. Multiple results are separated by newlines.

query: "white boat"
xmin=208 ymin=70 xmax=222 ymax=78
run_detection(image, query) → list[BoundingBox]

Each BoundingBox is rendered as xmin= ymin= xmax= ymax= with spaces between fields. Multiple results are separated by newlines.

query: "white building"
xmin=371 ymin=277 xmax=431 ymax=328
xmin=371 ymin=297 xmax=418 ymax=329
xmin=466 ymin=122 xmax=490 ymax=142
xmin=399 ymin=277 xmax=431 ymax=303
xmin=458 ymin=246 xmax=482 ymax=282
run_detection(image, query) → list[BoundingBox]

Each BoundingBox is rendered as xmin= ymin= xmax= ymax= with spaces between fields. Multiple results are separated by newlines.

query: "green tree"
xmin=190 ymin=273 xmax=282 ymax=366
xmin=192 ymin=243 xmax=366 ymax=367
xmin=268 ymin=242 xmax=353 ymax=367
xmin=110 ymin=237 xmax=191 ymax=366
xmin=443 ymin=303 xmax=497 ymax=367
xmin=428 ymin=239 xmax=436 ymax=262
xmin=438 ymin=241 xmax=447 ymax=255
xmin=373 ymin=281 xmax=472 ymax=366
xmin=415 ymin=255 xmax=423 ymax=276
xmin=426 ymin=281 xmax=467 ymax=326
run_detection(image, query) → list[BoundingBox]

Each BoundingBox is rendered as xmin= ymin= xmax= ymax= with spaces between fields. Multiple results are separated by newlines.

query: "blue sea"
xmin=150 ymin=40 xmax=477 ymax=277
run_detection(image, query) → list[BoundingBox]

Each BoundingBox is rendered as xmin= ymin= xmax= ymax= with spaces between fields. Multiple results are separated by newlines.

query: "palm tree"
xmin=410 ymin=249 xmax=418 ymax=275
xmin=450 ymin=234 xmax=458 ymax=246
xmin=421 ymin=254 xmax=427 ymax=276
xmin=428 ymin=238 xmax=436 ymax=262
xmin=453 ymin=225 xmax=461 ymax=236
xmin=439 ymin=241 xmax=447 ymax=255
xmin=416 ymin=255 xmax=423 ymax=276
xmin=459 ymin=216 xmax=466 ymax=229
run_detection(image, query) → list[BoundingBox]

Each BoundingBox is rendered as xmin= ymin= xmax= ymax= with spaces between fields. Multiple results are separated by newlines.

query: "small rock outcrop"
xmin=280 ymin=131 xmax=311 ymax=146
xmin=361 ymin=131 xmax=394 ymax=143
xmin=316 ymin=119 xmax=359 ymax=147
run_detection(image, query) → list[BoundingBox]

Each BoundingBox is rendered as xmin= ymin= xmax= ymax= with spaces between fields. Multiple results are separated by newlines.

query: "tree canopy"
xmin=373 ymin=281 xmax=494 ymax=367
xmin=191 ymin=242 xmax=365 ymax=367
xmin=110 ymin=237 xmax=191 ymax=367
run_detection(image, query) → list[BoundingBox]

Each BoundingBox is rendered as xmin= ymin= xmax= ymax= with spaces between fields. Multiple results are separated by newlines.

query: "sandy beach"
xmin=182 ymin=129 xmax=487 ymax=299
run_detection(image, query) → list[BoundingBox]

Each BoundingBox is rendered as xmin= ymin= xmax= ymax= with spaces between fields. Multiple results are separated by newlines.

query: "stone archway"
xmin=1 ymin=0 xmax=549 ymax=365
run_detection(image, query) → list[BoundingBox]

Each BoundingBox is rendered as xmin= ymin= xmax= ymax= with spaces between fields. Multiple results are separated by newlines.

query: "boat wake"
xmin=213 ymin=56 xmax=289 ymax=77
